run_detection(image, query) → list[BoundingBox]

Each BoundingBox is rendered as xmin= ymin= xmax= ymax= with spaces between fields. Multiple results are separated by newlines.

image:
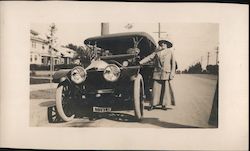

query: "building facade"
xmin=30 ymin=30 xmax=74 ymax=65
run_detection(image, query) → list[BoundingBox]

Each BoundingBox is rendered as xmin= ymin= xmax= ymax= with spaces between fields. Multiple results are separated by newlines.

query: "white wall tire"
xmin=133 ymin=74 xmax=145 ymax=121
xmin=56 ymin=82 xmax=75 ymax=122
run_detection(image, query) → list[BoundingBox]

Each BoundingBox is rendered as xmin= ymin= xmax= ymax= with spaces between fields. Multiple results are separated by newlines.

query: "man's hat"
xmin=158 ymin=40 xmax=173 ymax=48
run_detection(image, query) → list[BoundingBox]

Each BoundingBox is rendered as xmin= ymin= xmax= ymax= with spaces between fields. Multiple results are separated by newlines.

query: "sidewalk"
xmin=30 ymin=83 xmax=58 ymax=91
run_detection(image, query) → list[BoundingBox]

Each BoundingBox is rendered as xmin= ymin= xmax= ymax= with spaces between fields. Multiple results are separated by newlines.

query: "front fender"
xmin=52 ymin=69 xmax=71 ymax=83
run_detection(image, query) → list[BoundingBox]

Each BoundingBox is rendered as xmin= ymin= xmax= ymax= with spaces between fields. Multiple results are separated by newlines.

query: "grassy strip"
xmin=30 ymin=89 xmax=56 ymax=99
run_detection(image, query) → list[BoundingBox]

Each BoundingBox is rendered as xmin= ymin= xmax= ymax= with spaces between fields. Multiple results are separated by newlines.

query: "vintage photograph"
xmin=29 ymin=22 xmax=219 ymax=128
xmin=1 ymin=2 xmax=248 ymax=150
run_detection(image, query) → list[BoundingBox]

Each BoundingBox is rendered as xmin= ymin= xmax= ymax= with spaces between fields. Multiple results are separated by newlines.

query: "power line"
xmin=153 ymin=23 xmax=166 ymax=39
xmin=216 ymin=46 xmax=219 ymax=65
xmin=48 ymin=23 xmax=57 ymax=83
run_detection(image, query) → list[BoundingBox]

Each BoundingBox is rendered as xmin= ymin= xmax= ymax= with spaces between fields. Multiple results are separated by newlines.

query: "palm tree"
xmin=65 ymin=44 xmax=92 ymax=68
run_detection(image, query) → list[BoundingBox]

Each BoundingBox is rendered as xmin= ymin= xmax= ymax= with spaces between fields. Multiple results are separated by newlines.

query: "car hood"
xmin=85 ymin=59 xmax=109 ymax=71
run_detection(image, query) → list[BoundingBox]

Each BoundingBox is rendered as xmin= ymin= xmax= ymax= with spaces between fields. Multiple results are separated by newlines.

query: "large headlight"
xmin=71 ymin=66 xmax=87 ymax=84
xmin=103 ymin=64 xmax=121 ymax=82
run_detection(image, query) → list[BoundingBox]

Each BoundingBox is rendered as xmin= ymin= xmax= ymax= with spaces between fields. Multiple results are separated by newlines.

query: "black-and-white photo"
xmin=30 ymin=22 xmax=219 ymax=128
xmin=1 ymin=1 xmax=248 ymax=150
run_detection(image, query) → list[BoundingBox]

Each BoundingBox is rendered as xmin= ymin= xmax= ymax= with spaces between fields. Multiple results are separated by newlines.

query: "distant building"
xmin=30 ymin=30 xmax=74 ymax=65
xmin=59 ymin=46 xmax=75 ymax=64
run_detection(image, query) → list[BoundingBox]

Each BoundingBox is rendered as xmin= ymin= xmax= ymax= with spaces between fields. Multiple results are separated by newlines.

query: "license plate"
xmin=93 ymin=107 xmax=111 ymax=112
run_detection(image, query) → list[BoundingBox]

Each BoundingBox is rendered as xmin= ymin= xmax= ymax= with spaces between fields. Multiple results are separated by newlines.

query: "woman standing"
xmin=139 ymin=40 xmax=176 ymax=110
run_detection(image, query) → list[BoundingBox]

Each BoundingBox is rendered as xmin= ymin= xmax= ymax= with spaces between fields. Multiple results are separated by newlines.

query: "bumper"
xmin=96 ymin=89 xmax=114 ymax=94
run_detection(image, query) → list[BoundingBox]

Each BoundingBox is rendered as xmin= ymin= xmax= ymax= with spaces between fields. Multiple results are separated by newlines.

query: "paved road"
xmin=30 ymin=74 xmax=218 ymax=128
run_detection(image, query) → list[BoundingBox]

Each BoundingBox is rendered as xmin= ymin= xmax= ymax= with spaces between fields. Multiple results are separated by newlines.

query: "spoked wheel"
xmin=56 ymin=81 xmax=75 ymax=122
xmin=133 ymin=74 xmax=145 ymax=121
xmin=48 ymin=106 xmax=63 ymax=123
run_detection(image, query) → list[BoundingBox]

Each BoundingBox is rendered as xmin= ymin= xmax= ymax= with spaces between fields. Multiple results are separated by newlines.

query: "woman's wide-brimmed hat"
xmin=158 ymin=40 xmax=173 ymax=48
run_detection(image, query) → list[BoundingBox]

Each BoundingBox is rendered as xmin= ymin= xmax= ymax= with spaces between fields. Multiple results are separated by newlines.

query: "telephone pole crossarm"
xmin=153 ymin=23 xmax=166 ymax=39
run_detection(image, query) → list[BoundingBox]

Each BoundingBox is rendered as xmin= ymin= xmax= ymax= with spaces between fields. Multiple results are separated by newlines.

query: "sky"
xmin=31 ymin=23 xmax=219 ymax=71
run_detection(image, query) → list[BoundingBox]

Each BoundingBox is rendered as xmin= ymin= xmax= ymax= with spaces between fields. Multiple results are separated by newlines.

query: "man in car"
xmin=139 ymin=39 xmax=176 ymax=111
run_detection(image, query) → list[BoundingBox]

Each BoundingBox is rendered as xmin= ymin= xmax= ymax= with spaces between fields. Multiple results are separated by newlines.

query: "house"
xmin=58 ymin=46 xmax=75 ymax=64
xmin=30 ymin=30 xmax=74 ymax=65
xmin=30 ymin=29 xmax=50 ymax=65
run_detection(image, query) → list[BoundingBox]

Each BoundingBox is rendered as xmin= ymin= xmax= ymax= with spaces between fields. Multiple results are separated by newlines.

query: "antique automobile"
xmin=52 ymin=32 xmax=156 ymax=122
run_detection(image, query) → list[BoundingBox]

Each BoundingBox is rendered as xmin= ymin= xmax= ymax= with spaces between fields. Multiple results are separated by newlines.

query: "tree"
xmin=65 ymin=43 xmax=92 ymax=68
xmin=187 ymin=62 xmax=202 ymax=74
xmin=206 ymin=65 xmax=219 ymax=75
xmin=47 ymin=23 xmax=57 ymax=49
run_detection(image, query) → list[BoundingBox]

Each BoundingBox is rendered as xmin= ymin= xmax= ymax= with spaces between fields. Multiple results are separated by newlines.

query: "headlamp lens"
xmin=103 ymin=64 xmax=120 ymax=82
xmin=71 ymin=66 xmax=87 ymax=84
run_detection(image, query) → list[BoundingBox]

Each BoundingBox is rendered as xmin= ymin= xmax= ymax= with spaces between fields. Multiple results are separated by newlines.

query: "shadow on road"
xmin=144 ymin=106 xmax=173 ymax=110
xmin=140 ymin=118 xmax=199 ymax=128
xmin=91 ymin=112 xmax=139 ymax=122
xmin=40 ymin=101 xmax=55 ymax=107
xmin=47 ymin=104 xmax=200 ymax=128
xmin=66 ymin=112 xmax=139 ymax=127
xmin=208 ymin=80 xmax=218 ymax=127
xmin=47 ymin=104 xmax=138 ymax=124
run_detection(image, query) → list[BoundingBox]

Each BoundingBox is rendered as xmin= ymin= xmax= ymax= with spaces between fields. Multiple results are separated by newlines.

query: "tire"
xmin=48 ymin=106 xmax=63 ymax=123
xmin=56 ymin=82 xmax=75 ymax=122
xmin=133 ymin=74 xmax=145 ymax=121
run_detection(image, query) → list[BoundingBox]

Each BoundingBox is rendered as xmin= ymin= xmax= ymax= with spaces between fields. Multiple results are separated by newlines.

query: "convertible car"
xmin=52 ymin=32 xmax=156 ymax=122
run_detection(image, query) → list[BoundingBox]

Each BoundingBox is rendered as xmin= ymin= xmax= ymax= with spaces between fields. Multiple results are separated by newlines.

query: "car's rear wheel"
xmin=56 ymin=81 xmax=75 ymax=122
xmin=133 ymin=74 xmax=145 ymax=121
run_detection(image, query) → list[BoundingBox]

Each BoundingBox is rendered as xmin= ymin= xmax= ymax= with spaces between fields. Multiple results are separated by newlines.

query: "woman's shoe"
xmin=162 ymin=105 xmax=167 ymax=110
xmin=148 ymin=106 xmax=154 ymax=111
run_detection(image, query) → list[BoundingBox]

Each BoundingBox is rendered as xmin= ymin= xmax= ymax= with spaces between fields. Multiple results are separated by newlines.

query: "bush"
xmin=206 ymin=65 xmax=219 ymax=75
xmin=30 ymin=78 xmax=50 ymax=84
xmin=187 ymin=62 xmax=202 ymax=74
xmin=30 ymin=64 xmax=78 ymax=71
xmin=54 ymin=64 xmax=78 ymax=70
xmin=30 ymin=71 xmax=36 ymax=76
xmin=30 ymin=64 xmax=50 ymax=71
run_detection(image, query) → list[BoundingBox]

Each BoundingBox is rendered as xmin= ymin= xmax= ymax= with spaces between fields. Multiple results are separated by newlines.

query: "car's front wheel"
xmin=133 ymin=74 xmax=145 ymax=121
xmin=56 ymin=81 xmax=75 ymax=122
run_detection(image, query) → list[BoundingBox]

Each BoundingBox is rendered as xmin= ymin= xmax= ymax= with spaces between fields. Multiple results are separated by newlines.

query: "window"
xmin=41 ymin=57 xmax=44 ymax=64
xmin=32 ymin=41 xmax=36 ymax=48
xmin=34 ymin=55 xmax=37 ymax=61
xmin=30 ymin=55 xmax=32 ymax=62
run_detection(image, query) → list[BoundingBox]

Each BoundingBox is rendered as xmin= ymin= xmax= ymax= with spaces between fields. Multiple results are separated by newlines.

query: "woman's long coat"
xmin=140 ymin=48 xmax=176 ymax=80
xmin=140 ymin=48 xmax=176 ymax=106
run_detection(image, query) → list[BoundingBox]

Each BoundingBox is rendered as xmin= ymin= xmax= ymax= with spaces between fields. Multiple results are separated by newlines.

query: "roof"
xmin=58 ymin=46 xmax=75 ymax=58
xmin=30 ymin=30 xmax=39 ymax=36
xmin=30 ymin=29 xmax=48 ymax=43
xmin=31 ymin=36 xmax=48 ymax=43
xmin=84 ymin=32 xmax=156 ymax=57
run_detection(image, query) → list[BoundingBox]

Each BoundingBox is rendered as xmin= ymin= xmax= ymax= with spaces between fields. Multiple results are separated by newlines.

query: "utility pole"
xmin=207 ymin=52 xmax=210 ymax=66
xmin=101 ymin=23 xmax=109 ymax=36
xmin=216 ymin=46 xmax=219 ymax=65
xmin=47 ymin=23 xmax=57 ymax=83
xmin=153 ymin=23 xmax=166 ymax=40
xmin=201 ymin=56 xmax=203 ymax=70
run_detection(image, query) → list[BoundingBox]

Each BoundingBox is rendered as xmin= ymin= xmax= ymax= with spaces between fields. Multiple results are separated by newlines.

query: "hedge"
xmin=30 ymin=64 xmax=78 ymax=71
